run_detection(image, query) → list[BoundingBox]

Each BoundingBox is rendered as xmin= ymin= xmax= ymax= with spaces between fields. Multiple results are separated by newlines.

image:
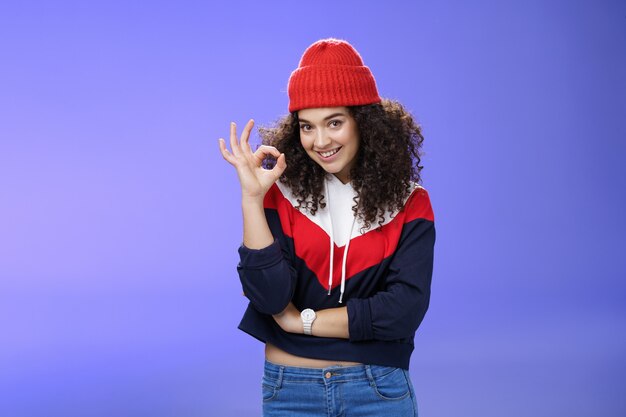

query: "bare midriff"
xmin=265 ymin=342 xmax=362 ymax=368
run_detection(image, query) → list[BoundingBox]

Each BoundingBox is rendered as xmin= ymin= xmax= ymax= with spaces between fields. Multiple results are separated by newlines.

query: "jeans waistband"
xmin=263 ymin=359 xmax=401 ymax=384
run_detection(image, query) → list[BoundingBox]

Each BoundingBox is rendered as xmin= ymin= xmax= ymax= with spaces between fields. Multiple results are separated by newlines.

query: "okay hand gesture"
xmin=218 ymin=119 xmax=287 ymax=201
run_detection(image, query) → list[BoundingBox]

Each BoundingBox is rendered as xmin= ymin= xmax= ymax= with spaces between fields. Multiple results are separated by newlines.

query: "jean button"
xmin=325 ymin=372 xmax=331 ymax=379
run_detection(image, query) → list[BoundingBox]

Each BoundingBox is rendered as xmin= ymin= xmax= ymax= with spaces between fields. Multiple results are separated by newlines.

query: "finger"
xmin=240 ymin=119 xmax=254 ymax=154
xmin=273 ymin=153 xmax=287 ymax=177
xmin=218 ymin=138 xmax=234 ymax=162
xmin=253 ymin=145 xmax=281 ymax=161
xmin=229 ymin=122 xmax=241 ymax=157
xmin=218 ymin=138 xmax=237 ymax=165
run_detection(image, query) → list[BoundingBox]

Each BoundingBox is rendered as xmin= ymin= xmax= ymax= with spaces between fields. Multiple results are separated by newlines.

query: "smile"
xmin=317 ymin=147 xmax=342 ymax=158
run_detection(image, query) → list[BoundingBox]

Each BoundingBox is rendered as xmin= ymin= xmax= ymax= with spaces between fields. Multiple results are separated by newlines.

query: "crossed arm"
xmin=241 ymin=216 xmax=435 ymax=343
xmin=272 ymin=303 xmax=349 ymax=339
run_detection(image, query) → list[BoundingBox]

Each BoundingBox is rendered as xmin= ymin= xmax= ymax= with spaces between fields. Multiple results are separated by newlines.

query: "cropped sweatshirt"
xmin=236 ymin=173 xmax=436 ymax=370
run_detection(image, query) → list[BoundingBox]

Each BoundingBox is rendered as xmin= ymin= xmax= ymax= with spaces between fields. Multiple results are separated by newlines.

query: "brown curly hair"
xmin=258 ymin=98 xmax=425 ymax=232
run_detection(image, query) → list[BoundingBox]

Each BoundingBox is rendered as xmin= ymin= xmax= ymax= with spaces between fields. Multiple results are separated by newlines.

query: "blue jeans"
xmin=261 ymin=360 xmax=419 ymax=417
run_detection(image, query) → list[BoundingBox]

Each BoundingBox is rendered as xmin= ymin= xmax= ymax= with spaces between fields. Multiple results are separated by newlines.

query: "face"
xmin=297 ymin=107 xmax=360 ymax=184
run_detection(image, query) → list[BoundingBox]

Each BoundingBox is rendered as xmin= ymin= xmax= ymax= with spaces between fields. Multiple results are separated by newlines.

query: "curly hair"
xmin=258 ymin=98 xmax=425 ymax=232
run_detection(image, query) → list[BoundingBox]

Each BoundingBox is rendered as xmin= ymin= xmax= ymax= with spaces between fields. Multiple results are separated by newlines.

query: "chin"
xmin=321 ymin=166 xmax=342 ymax=174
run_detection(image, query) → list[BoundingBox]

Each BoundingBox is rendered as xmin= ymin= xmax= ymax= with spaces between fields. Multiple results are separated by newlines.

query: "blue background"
xmin=1 ymin=1 xmax=625 ymax=416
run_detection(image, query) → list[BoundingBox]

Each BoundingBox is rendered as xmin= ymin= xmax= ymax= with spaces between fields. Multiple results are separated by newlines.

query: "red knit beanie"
xmin=287 ymin=38 xmax=382 ymax=113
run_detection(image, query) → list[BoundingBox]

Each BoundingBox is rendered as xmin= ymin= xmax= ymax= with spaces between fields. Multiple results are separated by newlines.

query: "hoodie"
xmin=236 ymin=173 xmax=436 ymax=370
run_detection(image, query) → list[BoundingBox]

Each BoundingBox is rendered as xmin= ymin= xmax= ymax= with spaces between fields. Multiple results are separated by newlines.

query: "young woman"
xmin=218 ymin=38 xmax=435 ymax=417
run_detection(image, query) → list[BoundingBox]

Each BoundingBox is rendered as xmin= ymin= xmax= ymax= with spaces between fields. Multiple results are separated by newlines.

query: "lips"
xmin=317 ymin=146 xmax=342 ymax=159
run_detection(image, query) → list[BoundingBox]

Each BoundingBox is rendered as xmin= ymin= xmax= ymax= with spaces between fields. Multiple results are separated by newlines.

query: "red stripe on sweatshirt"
xmin=263 ymin=183 xmax=434 ymax=290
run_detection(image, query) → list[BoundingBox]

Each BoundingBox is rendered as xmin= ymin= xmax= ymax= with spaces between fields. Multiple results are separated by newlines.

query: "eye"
xmin=299 ymin=124 xmax=312 ymax=132
xmin=329 ymin=120 xmax=342 ymax=128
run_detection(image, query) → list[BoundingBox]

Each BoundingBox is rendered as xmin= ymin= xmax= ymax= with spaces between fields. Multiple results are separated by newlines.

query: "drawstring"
xmin=324 ymin=176 xmax=358 ymax=304
xmin=325 ymin=178 xmax=334 ymax=296
xmin=339 ymin=214 xmax=357 ymax=303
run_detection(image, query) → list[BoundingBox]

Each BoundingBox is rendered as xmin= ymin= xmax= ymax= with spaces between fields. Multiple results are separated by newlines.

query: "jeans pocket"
xmin=370 ymin=367 xmax=411 ymax=401
xmin=261 ymin=376 xmax=279 ymax=402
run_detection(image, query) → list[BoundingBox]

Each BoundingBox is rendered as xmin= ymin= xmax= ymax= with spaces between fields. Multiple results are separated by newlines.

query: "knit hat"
xmin=287 ymin=38 xmax=382 ymax=113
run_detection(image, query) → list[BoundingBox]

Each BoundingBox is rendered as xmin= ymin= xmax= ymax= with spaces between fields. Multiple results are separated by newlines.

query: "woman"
xmin=218 ymin=38 xmax=435 ymax=417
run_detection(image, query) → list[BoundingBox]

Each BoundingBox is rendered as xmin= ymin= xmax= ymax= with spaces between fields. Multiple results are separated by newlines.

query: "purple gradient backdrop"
xmin=1 ymin=1 xmax=625 ymax=416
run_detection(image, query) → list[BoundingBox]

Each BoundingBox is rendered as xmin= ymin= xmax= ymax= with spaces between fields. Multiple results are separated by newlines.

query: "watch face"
xmin=301 ymin=309 xmax=315 ymax=321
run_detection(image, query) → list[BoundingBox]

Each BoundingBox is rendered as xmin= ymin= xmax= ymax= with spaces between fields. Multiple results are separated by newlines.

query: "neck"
xmin=333 ymin=173 xmax=350 ymax=185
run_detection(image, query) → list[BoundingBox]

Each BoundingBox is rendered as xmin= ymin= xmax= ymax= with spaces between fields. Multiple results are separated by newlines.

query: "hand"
xmin=272 ymin=302 xmax=303 ymax=334
xmin=218 ymin=119 xmax=287 ymax=201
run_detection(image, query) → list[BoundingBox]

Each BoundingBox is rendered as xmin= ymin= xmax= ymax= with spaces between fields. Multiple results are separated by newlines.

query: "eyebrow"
xmin=298 ymin=112 xmax=346 ymax=124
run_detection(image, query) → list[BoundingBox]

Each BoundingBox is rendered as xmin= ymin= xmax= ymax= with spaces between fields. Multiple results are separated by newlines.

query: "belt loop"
xmin=276 ymin=365 xmax=284 ymax=389
xmin=364 ymin=364 xmax=374 ymax=386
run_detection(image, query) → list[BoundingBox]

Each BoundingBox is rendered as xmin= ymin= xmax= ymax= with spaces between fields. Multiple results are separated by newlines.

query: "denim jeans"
xmin=261 ymin=360 xmax=418 ymax=417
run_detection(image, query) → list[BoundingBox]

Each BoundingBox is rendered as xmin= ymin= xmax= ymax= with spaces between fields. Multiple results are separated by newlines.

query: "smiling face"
xmin=297 ymin=107 xmax=360 ymax=184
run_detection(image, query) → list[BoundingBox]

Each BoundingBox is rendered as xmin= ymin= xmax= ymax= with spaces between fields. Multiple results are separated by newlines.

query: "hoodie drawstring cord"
xmin=325 ymin=177 xmax=358 ymax=304
xmin=339 ymin=214 xmax=358 ymax=303
xmin=326 ymin=178 xmax=334 ymax=296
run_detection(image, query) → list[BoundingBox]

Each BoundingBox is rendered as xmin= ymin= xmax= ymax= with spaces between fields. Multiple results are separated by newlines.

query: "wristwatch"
xmin=301 ymin=308 xmax=317 ymax=335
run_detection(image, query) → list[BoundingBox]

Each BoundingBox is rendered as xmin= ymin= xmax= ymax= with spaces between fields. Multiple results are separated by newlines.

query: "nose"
xmin=314 ymin=129 xmax=332 ymax=149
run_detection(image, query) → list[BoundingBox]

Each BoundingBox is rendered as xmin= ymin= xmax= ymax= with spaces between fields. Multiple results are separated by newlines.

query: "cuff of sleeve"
xmin=347 ymin=298 xmax=373 ymax=342
xmin=238 ymin=239 xmax=282 ymax=269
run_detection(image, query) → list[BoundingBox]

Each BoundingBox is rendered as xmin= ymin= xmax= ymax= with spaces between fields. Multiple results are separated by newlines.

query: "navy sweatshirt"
xmin=237 ymin=173 xmax=436 ymax=370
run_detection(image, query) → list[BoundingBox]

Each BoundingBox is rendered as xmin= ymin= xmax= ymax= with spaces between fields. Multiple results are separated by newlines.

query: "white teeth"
xmin=319 ymin=147 xmax=340 ymax=157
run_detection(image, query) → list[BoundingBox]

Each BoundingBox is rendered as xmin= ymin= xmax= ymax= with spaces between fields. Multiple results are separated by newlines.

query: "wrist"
xmin=293 ymin=314 xmax=304 ymax=334
xmin=284 ymin=311 xmax=302 ymax=334
xmin=241 ymin=195 xmax=264 ymax=207
xmin=300 ymin=308 xmax=317 ymax=336
xmin=273 ymin=304 xmax=304 ymax=334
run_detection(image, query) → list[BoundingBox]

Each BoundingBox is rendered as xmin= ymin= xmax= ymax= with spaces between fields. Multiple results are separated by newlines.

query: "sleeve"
xmin=236 ymin=184 xmax=298 ymax=316
xmin=346 ymin=187 xmax=436 ymax=342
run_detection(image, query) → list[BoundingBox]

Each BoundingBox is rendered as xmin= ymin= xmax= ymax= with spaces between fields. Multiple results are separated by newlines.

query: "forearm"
xmin=242 ymin=196 xmax=274 ymax=249
xmin=238 ymin=196 xmax=296 ymax=314
xmin=312 ymin=307 xmax=349 ymax=339
xmin=273 ymin=304 xmax=349 ymax=339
